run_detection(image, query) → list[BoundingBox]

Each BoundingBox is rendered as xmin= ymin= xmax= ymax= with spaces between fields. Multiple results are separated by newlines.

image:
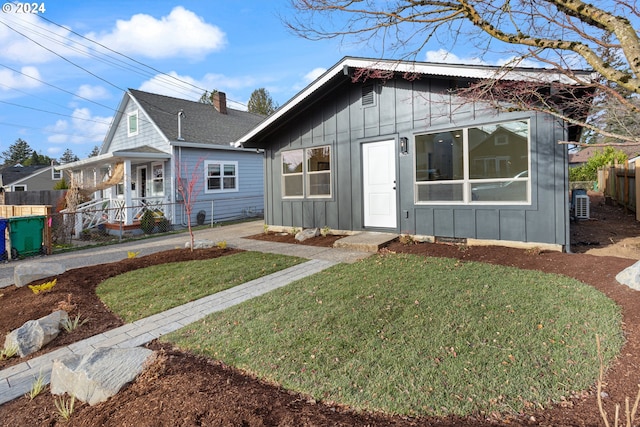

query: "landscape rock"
xmin=14 ymin=262 xmax=66 ymax=287
xmin=185 ymin=239 xmax=215 ymax=249
xmin=616 ymin=261 xmax=640 ymax=291
xmin=50 ymin=347 xmax=155 ymax=406
xmin=295 ymin=228 xmax=319 ymax=242
xmin=4 ymin=310 xmax=68 ymax=357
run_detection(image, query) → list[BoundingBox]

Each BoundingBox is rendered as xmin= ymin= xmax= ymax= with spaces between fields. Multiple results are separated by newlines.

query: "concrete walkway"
xmin=0 ymin=221 xmax=373 ymax=405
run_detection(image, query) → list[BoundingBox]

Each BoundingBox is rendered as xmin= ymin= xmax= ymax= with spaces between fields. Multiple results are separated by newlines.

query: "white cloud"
xmin=303 ymin=67 xmax=327 ymax=84
xmin=0 ymin=13 xmax=83 ymax=63
xmin=425 ymin=49 xmax=542 ymax=68
xmin=0 ymin=66 xmax=42 ymax=92
xmin=75 ymin=85 xmax=110 ymax=101
xmin=46 ymin=108 xmax=111 ymax=145
xmin=87 ymin=7 xmax=226 ymax=60
xmin=138 ymin=71 xmax=260 ymax=109
xmin=425 ymin=49 xmax=485 ymax=65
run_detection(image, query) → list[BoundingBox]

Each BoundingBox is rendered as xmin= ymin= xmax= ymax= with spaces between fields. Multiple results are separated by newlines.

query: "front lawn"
xmin=97 ymin=251 xmax=305 ymax=322
xmin=164 ymin=253 xmax=623 ymax=418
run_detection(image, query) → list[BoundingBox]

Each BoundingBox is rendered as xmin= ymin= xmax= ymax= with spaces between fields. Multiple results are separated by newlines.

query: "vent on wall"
xmin=361 ymin=84 xmax=375 ymax=106
xmin=574 ymin=195 xmax=590 ymax=219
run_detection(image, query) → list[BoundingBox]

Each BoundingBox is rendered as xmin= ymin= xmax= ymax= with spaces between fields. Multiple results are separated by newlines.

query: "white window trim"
xmin=414 ymin=121 xmax=531 ymax=206
xmin=281 ymin=146 xmax=332 ymax=199
xmin=12 ymin=185 xmax=26 ymax=191
xmin=52 ymin=168 xmax=62 ymax=180
xmin=204 ymin=160 xmax=239 ymax=193
xmin=127 ymin=110 xmax=139 ymax=137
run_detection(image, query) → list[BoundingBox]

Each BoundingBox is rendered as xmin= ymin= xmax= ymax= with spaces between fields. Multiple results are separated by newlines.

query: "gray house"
xmin=58 ymin=89 xmax=264 ymax=234
xmin=0 ymin=163 xmax=63 ymax=192
xmin=237 ymin=57 xmax=591 ymax=251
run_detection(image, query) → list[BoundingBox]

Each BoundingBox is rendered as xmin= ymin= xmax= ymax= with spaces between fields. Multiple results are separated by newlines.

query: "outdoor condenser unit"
xmin=574 ymin=194 xmax=590 ymax=219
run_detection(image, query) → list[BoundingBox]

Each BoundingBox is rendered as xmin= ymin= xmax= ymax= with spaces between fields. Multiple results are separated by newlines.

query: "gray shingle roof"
xmin=0 ymin=164 xmax=49 ymax=186
xmin=129 ymin=89 xmax=264 ymax=146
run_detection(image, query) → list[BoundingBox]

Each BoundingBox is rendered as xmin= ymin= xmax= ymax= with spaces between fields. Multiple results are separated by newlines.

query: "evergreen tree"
xmin=2 ymin=138 xmax=33 ymax=165
xmin=88 ymin=145 xmax=100 ymax=157
xmin=247 ymin=88 xmax=278 ymax=115
xmin=60 ymin=148 xmax=79 ymax=163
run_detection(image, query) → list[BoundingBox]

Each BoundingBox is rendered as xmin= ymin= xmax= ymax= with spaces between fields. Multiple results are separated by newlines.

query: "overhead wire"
xmin=0 ymin=10 xmax=252 ymax=143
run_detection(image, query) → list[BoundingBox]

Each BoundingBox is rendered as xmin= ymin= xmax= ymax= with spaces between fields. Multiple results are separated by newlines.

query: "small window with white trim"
xmin=127 ymin=110 xmax=139 ymax=136
xmin=205 ymin=160 xmax=238 ymax=193
xmin=282 ymin=145 xmax=332 ymax=198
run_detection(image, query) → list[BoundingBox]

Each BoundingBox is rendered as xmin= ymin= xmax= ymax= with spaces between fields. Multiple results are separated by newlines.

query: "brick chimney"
xmin=212 ymin=91 xmax=227 ymax=114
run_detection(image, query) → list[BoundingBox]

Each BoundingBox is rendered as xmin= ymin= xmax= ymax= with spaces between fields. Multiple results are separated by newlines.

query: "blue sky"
xmin=0 ymin=0 xmax=526 ymax=160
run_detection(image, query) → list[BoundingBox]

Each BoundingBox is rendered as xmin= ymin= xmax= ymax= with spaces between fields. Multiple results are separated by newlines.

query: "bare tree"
xmin=287 ymin=0 xmax=640 ymax=146
xmin=176 ymin=158 xmax=204 ymax=251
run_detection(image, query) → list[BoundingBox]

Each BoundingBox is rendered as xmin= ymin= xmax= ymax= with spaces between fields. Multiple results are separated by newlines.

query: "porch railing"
xmin=63 ymin=197 xmax=168 ymax=236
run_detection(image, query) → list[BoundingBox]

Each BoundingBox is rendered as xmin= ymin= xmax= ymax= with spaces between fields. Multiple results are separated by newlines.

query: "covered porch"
xmin=57 ymin=147 xmax=173 ymax=237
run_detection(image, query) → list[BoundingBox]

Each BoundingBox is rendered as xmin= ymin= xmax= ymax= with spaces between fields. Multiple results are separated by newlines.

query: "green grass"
xmin=164 ymin=253 xmax=624 ymax=418
xmin=97 ymin=252 xmax=304 ymax=322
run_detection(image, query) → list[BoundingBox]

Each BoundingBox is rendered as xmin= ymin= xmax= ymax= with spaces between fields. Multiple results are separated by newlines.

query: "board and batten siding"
xmin=175 ymin=147 xmax=264 ymax=225
xmin=262 ymin=75 xmax=570 ymax=247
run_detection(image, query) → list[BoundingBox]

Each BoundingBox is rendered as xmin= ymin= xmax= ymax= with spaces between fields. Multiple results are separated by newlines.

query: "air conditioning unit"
xmin=574 ymin=194 xmax=590 ymax=219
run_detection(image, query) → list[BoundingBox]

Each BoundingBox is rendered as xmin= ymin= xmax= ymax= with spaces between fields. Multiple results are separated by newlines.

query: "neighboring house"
xmin=57 ymin=89 xmax=264 ymax=234
xmin=237 ymin=57 xmax=593 ymax=251
xmin=568 ymin=145 xmax=640 ymax=168
xmin=0 ymin=163 xmax=63 ymax=192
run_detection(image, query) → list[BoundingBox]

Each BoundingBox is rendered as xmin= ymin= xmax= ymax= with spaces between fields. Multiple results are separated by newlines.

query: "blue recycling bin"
xmin=0 ymin=218 xmax=7 ymax=260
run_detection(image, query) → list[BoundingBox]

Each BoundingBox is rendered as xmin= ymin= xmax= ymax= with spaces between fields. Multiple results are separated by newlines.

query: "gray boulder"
xmin=4 ymin=310 xmax=68 ymax=357
xmin=295 ymin=228 xmax=319 ymax=242
xmin=14 ymin=262 xmax=66 ymax=287
xmin=185 ymin=239 xmax=215 ymax=249
xmin=616 ymin=261 xmax=640 ymax=291
xmin=50 ymin=347 xmax=155 ymax=406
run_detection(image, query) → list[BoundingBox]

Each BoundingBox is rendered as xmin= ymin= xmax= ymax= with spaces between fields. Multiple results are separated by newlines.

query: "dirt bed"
xmin=1 ymin=192 xmax=640 ymax=426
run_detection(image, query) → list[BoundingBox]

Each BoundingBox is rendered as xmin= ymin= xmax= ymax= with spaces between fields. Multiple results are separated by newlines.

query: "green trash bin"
xmin=8 ymin=215 xmax=45 ymax=258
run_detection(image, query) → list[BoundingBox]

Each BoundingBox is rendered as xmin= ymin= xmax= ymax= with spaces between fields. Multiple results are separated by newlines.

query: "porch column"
xmin=123 ymin=160 xmax=133 ymax=225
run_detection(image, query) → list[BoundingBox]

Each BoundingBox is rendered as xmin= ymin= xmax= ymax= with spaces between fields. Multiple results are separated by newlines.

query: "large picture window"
xmin=282 ymin=145 xmax=331 ymax=198
xmin=415 ymin=120 xmax=529 ymax=204
xmin=205 ymin=161 xmax=238 ymax=193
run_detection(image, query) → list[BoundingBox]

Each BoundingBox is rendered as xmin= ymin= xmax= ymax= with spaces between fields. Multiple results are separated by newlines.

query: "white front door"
xmin=363 ymin=139 xmax=397 ymax=228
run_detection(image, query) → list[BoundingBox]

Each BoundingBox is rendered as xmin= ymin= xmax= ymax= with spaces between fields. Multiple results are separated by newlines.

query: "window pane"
xmin=415 ymin=131 xmax=463 ymax=182
xmin=223 ymin=164 xmax=235 ymax=176
xmin=468 ymin=121 xmax=528 ymax=179
xmin=471 ymin=178 xmax=527 ymax=202
xmin=208 ymin=177 xmax=221 ymax=190
xmin=208 ymin=164 xmax=220 ymax=177
xmin=416 ymin=183 xmax=464 ymax=202
xmin=128 ymin=114 xmax=137 ymax=133
xmin=307 ymin=147 xmax=331 ymax=172
xmin=223 ymin=177 xmax=236 ymax=189
xmin=282 ymin=150 xmax=303 ymax=174
xmin=284 ymin=175 xmax=303 ymax=197
xmin=309 ymin=172 xmax=330 ymax=196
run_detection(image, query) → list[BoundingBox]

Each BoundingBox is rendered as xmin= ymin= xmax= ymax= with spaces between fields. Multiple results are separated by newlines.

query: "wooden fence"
xmin=598 ymin=161 xmax=640 ymax=220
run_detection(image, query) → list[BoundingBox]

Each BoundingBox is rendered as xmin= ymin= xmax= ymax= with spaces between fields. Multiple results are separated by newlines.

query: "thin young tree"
xmin=287 ymin=0 xmax=640 ymax=146
xmin=175 ymin=158 xmax=204 ymax=251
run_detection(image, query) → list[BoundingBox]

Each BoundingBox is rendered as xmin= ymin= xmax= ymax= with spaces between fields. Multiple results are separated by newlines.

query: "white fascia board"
xmin=171 ymin=140 xmax=259 ymax=152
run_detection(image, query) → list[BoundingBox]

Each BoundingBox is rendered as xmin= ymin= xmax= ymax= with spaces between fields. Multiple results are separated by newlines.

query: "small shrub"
xmin=320 ymin=226 xmax=330 ymax=237
xmin=290 ymin=227 xmax=301 ymax=235
xmin=398 ymin=234 xmax=415 ymax=245
xmin=61 ymin=314 xmax=88 ymax=333
xmin=140 ymin=209 xmax=156 ymax=234
xmin=217 ymin=241 xmax=227 ymax=249
xmin=28 ymin=279 xmax=57 ymax=294
xmin=55 ymin=395 xmax=75 ymax=420
xmin=56 ymin=294 xmax=76 ymax=313
xmin=25 ymin=371 xmax=47 ymax=400
xmin=263 ymin=224 xmax=269 ymax=234
xmin=0 ymin=343 xmax=18 ymax=360
xmin=127 ymin=251 xmax=139 ymax=259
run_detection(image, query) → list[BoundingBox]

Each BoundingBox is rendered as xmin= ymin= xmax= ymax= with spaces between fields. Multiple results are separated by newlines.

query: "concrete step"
xmin=333 ymin=232 xmax=398 ymax=253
